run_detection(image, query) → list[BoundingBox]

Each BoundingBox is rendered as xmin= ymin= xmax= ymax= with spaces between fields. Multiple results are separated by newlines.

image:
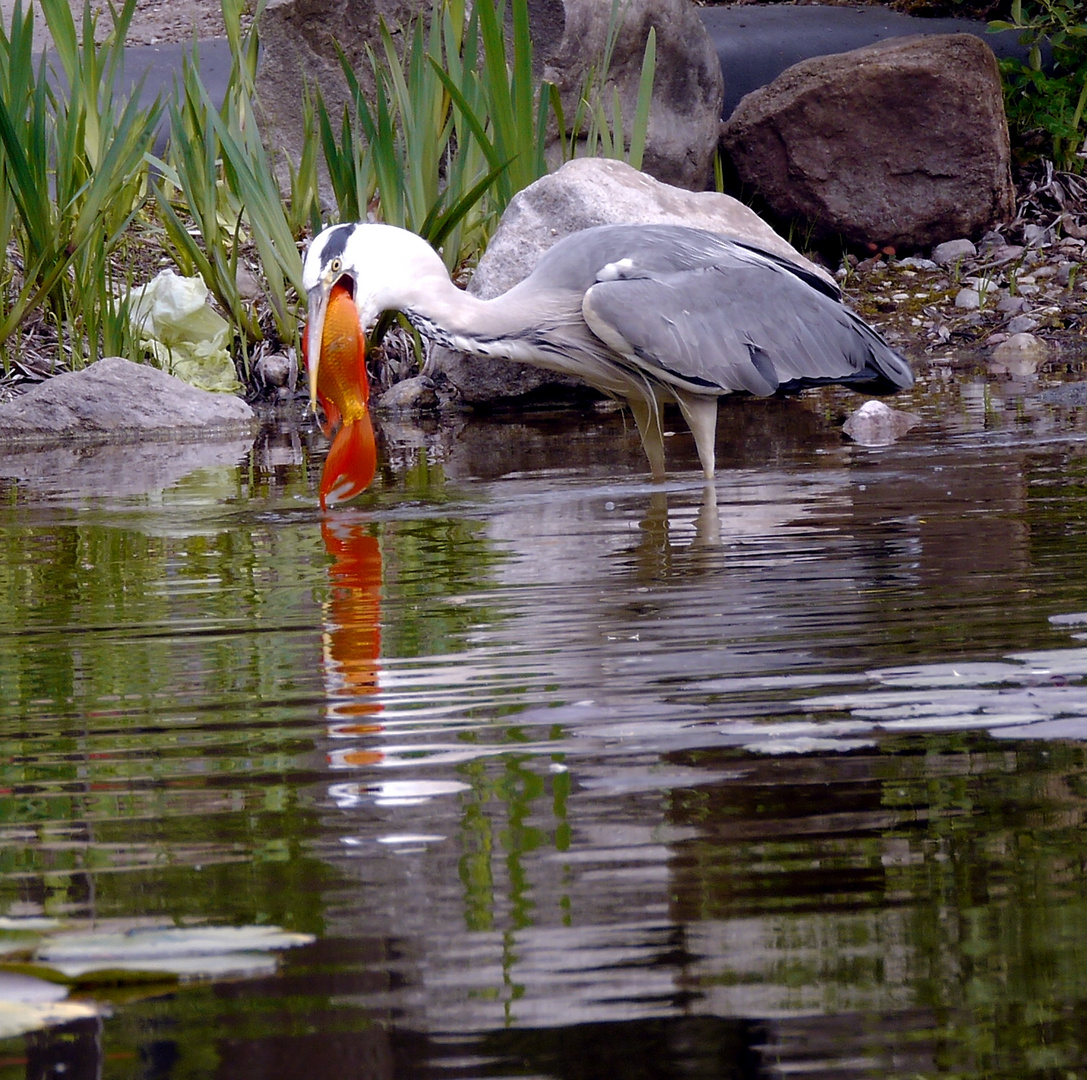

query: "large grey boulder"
xmin=255 ymin=0 xmax=720 ymax=195
xmin=0 ymin=356 xmax=256 ymax=440
xmin=426 ymin=157 xmax=832 ymax=403
xmin=545 ymin=0 xmax=723 ymax=190
xmin=720 ymin=34 xmax=1015 ymax=250
xmin=254 ymin=0 xmax=435 ymax=191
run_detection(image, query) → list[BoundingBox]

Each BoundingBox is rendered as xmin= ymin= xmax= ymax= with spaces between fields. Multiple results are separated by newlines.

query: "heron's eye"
xmin=329 ymin=257 xmax=343 ymax=275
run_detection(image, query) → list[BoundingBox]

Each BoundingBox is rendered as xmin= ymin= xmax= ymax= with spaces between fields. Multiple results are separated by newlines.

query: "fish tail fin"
xmin=319 ymin=412 xmax=377 ymax=509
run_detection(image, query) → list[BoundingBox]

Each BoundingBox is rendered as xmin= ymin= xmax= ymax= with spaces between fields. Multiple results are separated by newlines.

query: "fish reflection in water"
xmin=318 ymin=519 xmax=473 ymax=813
xmin=320 ymin=518 xmax=384 ymax=762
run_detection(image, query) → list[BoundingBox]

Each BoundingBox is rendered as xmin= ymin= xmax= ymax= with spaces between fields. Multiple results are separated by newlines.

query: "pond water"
xmin=3 ymin=361 xmax=1087 ymax=1079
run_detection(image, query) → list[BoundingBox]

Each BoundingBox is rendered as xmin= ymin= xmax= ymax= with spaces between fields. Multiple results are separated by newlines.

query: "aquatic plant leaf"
xmin=0 ymin=999 xmax=98 ymax=1039
xmin=36 ymin=925 xmax=315 ymax=965
xmin=47 ymin=955 xmax=277 ymax=983
xmin=0 ymin=970 xmax=69 ymax=1003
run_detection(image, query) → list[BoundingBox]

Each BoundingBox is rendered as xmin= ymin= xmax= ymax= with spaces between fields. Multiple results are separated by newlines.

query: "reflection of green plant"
xmin=991 ymin=0 xmax=1087 ymax=172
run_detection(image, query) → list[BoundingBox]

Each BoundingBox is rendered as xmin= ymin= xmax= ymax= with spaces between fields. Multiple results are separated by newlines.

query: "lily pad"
xmin=0 ymin=970 xmax=70 ymax=1004
xmin=0 ymin=999 xmax=98 ymax=1040
xmin=0 ymin=920 xmax=315 ymax=1035
xmin=33 ymin=925 xmax=315 ymax=983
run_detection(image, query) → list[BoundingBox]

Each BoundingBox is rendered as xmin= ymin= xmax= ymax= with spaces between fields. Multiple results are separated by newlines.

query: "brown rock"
xmin=720 ymin=34 xmax=1015 ymax=249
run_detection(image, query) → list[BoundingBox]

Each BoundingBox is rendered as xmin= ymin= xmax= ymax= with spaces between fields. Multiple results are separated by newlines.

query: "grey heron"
xmin=302 ymin=222 xmax=914 ymax=480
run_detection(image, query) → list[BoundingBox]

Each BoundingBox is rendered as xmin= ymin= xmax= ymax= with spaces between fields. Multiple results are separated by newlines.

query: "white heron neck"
xmin=397 ymin=274 xmax=571 ymax=364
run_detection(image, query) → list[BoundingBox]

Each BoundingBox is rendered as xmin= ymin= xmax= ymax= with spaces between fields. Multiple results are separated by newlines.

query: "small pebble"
xmin=988 ymin=244 xmax=1026 ymax=264
xmin=895 ymin=256 xmax=938 ymax=270
xmin=253 ymin=351 xmax=294 ymax=389
xmin=932 ymin=238 xmax=977 ymax=266
xmin=236 ymin=265 xmax=263 ymax=301
xmin=1023 ymin=223 xmax=1055 ymax=247
xmin=377 ymin=374 xmax=438 ymax=412
xmin=997 ymin=294 xmax=1028 ymax=314
xmin=1006 ymin=314 xmax=1039 ymax=334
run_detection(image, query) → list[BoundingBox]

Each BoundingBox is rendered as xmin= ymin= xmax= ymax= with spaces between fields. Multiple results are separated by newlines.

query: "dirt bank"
xmin=1 ymin=0 xmax=230 ymax=46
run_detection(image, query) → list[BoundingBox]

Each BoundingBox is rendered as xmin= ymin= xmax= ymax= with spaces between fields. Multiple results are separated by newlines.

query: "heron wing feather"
xmin=583 ymin=259 xmax=911 ymax=397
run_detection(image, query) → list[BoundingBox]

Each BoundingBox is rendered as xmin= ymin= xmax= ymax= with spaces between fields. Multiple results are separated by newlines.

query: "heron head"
xmin=302 ymin=223 xmax=447 ymax=412
xmin=302 ymin=224 xmax=371 ymax=414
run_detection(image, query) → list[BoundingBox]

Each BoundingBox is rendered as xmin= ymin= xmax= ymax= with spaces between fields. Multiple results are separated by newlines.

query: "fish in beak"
xmin=301 ymin=280 xmax=377 ymax=508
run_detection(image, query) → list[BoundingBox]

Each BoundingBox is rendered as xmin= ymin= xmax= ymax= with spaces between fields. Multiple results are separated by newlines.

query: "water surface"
xmin=3 ymin=369 xmax=1087 ymax=1078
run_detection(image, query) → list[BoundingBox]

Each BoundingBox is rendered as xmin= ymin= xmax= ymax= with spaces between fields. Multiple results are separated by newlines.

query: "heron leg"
xmin=675 ymin=392 xmax=719 ymax=480
xmin=628 ymin=393 xmax=667 ymax=481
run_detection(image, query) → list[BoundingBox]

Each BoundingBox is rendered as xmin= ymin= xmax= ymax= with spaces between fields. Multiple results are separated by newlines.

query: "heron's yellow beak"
xmin=305 ymin=281 xmax=332 ymax=414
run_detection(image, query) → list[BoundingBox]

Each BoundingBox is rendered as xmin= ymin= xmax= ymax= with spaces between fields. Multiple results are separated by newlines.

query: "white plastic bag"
xmin=128 ymin=270 xmax=239 ymax=393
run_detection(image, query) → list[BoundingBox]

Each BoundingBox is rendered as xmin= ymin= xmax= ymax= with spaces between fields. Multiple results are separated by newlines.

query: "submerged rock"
xmin=990 ymin=332 xmax=1049 ymax=375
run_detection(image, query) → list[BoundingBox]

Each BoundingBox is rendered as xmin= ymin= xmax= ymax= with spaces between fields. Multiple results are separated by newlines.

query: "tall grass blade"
xmin=627 ymin=27 xmax=655 ymax=170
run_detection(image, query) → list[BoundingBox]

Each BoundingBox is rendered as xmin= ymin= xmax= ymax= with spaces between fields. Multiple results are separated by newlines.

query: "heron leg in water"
xmin=628 ymin=393 xmax=667 ymax=481
xmin=675 ymin=391 xmax=719 ymax=481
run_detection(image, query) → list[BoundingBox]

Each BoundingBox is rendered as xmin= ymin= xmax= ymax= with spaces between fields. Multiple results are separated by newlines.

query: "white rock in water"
xmin=842 ymin=399 xmax=921 ymax=446
xmin=990 ymin=332 xmax=1048 ymax=375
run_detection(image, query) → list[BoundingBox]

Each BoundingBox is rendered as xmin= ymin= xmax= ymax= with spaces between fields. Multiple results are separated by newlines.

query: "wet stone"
xmin=378 ymin=374 xmax=439 ymax=412
xmin=842 ymin=399 xmax=921 ymax=446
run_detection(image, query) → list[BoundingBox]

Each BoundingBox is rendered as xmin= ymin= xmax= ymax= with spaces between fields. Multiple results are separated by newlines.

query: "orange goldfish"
xmin=302 ymin=281 xmax=377 ymax=509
